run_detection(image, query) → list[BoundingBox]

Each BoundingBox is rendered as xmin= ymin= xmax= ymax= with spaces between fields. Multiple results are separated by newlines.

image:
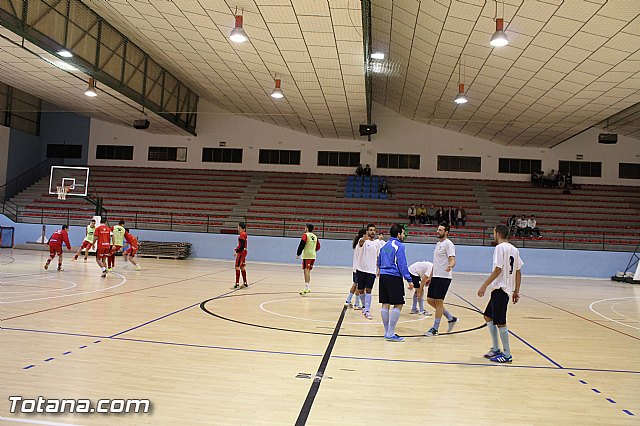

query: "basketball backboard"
xmin=48 ymin=166 xmax=90 ymax=197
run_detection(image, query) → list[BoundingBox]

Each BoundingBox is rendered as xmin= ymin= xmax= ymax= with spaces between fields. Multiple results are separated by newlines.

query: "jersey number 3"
xmin=509 ymin=256 xmax=515 ymax=274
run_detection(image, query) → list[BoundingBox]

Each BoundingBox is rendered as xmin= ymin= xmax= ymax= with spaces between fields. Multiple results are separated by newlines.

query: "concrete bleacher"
xmin=5 ymin=166 xmax=640 ymax=250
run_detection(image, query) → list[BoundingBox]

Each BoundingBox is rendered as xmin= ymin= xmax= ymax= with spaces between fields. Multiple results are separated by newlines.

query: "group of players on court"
xmin=233 ymin=220 xmax=523 ymax=364
xmin=44 ymin=219 xmax=140 ymax=277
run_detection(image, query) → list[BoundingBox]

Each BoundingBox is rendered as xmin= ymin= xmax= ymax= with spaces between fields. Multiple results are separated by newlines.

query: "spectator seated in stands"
xmin=363 ymin=164 xmax=371 ymax=177
xmin=355 ymin=164 xmax=364 ymax=176
xmin=379 ymin=179 xmax=388 ymax=193
xmin=436 ymin=207 xmax=445 ymax=224
xmin=532 ymin=171 xmax=542 ymax=187
xmin=416 ymin=204 xmax=427 ymax=224
xmin=516 ymin=214 xmax=528 ymax=237
xmin=407 ymin=204 xmax=417 ymax=224
xmin=454 ymin=205 xmax=466 ymax=226
xmin=427 ymin=204 xmax=436 ymax=224
xmin=507 ymin=215 xmax=517 ymax=236
xmin=528 ymin=215 xmax=541 ymax=238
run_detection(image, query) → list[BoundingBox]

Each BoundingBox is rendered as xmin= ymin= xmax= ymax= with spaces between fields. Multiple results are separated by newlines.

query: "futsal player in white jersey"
xmin=355 ymin=224 xmax=385 ymax=320
xmin=345 ymin=229 xmax=366 ymax=309
xmin=408 ymin=261 xmax=433 ymax=316
xmin=424 ymin=223 xmax=458 ymax=337
xmin=477 ymin=224 xmax=523 ymax=363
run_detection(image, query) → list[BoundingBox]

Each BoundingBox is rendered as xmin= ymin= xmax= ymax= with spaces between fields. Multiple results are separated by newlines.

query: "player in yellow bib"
xmin=109 ymin=220 xmax=126 ymax=270
xmin=296 ymin=224 xmax=320 ymax=295
xmin=73 ymin=219 xmax=97 ymax=262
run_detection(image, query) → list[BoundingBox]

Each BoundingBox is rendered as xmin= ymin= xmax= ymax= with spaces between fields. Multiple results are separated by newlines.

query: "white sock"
xmin=388 ymin=308 xmax=401 ymax=336
xmin=381 ymin=308 xmax=390 ymax=337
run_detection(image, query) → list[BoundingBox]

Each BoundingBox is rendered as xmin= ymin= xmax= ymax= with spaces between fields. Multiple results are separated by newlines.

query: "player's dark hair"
xmin=389 ymin=224 xmax=403 ymax=238
xmin=306 ymin=223 xmax=314 ymax=232
xmin=90 ymin=219 xmax=96 ymax=222
xmin=125 ymin=228 xmax=130 ymax=233
xmin=495 ymin=224 xmax=510 ymax=239
xmin=439 ymin=222 xmax=450 ymax=232
xmin=366 ymin=223 xmax=375 ymax=230
xmin=353 ymin=228 xmax=366 ymax=249
xmin=118 ymin=220 xmax=125 ymax=225
xmin=62 ymin=224 xmax=69 ymax=230
xmin=238 ymin=222 xmax=246 ymax=230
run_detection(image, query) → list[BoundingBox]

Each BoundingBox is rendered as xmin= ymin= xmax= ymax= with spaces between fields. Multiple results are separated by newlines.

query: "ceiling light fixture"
xmin=454 ymin=56 xmax=467 ymax=104
xmin=371 ymin=52 xmax=384 ymax=60
xmin=84 ymin=78 xmax=97 ymax=97
xmin=229 ymin=9 xmax=248 ymax=43
xmin=490 ymin=1 xmax=509 ymax=47
xmin=271 ymin=78 xmax=284 ymax=99
xmin=57 ymin=50 xmax=73 ymax=58
xmin=371 ymin=62 xmax=383 ymax=73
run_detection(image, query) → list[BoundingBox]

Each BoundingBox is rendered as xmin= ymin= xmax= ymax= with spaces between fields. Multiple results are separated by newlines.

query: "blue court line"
xmin=568 ymin=372 xmax=575 ymax=376
xmin=607 ymin=398 xmax=616 ymax=404
xmin=23 ymin=365 xmax=35 ymax=370
xmin=63 ymin=351 xmax=72 ymax=355
xmin=94 ymin=340 xmax=101 ymax=343
xmin=5 ymin=326 xmax=640 ymax=375
xmin=623 ymin=410 xmax=634 ymax=416
xmin=453 ymin=292 xmax=564 ymax=369
xmin=78 ymin=345 xmax=87 ymax=349
xmin=579 ymin=379 xmax=587 ymax=384
xmin=592 ymin=388 xmax=601 ymax=393
xmin=44 ymin=358 xmax=55 ymax=362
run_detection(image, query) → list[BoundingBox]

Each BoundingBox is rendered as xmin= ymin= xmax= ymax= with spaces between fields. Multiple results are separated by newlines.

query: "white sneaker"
xmin=420 ymin=310 xmax=433 ymax=316
xmin=410 ymin=309 xmax=419 ymax=314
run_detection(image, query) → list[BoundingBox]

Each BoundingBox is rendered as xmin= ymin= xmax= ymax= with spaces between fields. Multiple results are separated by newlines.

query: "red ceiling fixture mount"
xmin=271 ymin=78 xmax=284 ymax=99
xmin=454 ymin=56 xmax=467 ymax=104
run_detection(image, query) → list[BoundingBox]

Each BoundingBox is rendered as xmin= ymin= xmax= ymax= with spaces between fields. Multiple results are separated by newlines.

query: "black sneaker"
xmin=447 ymin=316 xmax=458 ymax=332
xmin=242 ymin=282 xmax=249 ymax=288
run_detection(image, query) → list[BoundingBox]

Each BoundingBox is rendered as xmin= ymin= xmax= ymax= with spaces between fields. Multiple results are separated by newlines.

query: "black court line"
xmin=295 ymin=305 xmax=347 ymax=426
xmin=200 ymin=292 xmax=485 ymax=337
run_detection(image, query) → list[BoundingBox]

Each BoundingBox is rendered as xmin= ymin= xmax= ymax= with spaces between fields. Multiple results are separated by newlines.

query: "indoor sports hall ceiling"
xmin=370 ymin=0 xmax=640 ymax=147
xmin=0 ymin=0 xmax=638 ymax=146
xmin=82 ymin=0 xmax=368 ymax=139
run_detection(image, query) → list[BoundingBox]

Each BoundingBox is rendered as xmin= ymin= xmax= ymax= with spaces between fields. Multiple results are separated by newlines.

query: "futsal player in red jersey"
xmin=45 ymin=225 xmax=72 ymax=271
xmin=94 ymin=222 xmax=113 ymax=278
xmin=123 ymin=229 xmax=141 ymax=270
xmin=232 ymin=222 xmax=248 ymax=289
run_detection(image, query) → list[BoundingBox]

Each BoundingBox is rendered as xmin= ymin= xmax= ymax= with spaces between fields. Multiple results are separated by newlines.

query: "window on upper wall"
xmin=558 ymin=161 xmax=601 ymax=177
xmin=148 ymin=146 xmax=187 ymax=162
xmin=258 ymin=149 xmax=301 ymax=165
xmin=46 ymin=144 xmax=82 ymax=159
xmin=317 ymin=151 xmax=360 ymax=167
xmin=498 ymin=158 xmax=542 ymax=174
xmin=619 ymin=163 xmax=640 ymax=179
xmin=202 ymin=148 xmax=243 ymax=163
xmin=96 ymin=145 xmax=134 ymax=160
xmin=437 ymin=155 xmax=481 ymax=172
xmin=377 ymin=153 xmax=420 ymax=170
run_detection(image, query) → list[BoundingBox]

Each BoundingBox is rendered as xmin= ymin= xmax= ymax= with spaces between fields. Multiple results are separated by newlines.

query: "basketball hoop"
xmin=56 ymin=186 xmax=71 ymax=200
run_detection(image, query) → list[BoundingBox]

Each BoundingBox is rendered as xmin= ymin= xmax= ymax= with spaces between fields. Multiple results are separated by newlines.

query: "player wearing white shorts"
xmin=477 ymin=224 xmax=523 ymax=363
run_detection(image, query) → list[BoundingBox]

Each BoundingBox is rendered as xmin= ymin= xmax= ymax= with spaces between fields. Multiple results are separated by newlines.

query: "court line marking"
xmin=452 ymin=291 xmax=564 ymax=368
xmin=4 ymin=326 xmax=640 ymax=375
xmin=522 ymin=294 xmax=640 ymax=341
xmin=0 ymin=278 xmax=78 ymax=295
xmin=2 ymin=269 xmax=233 ymax=321
xmin=610 ymin=300 xmax=639 ymax=324
xmin=0 ymin=273 xmax=127 ymax=304
xmin=0 ymin=417 xmax=79 ymax=426
xmin=109 ymin=277 xmax=266 ymax=338
xmin=259 ymin=297 xmax=428 ymax=325
xmin=590 ymin=297 xmax=640 ymax=331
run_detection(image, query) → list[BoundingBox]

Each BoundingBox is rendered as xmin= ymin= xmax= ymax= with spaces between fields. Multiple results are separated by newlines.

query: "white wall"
xmin=88 ymin=99 xmax=640 ymax=185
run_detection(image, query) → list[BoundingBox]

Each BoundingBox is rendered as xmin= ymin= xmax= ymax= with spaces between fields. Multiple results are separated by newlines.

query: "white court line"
xmin=0 ymin=417 xmax=80 ymax=425
xmin=259 ymin=297 xmax=428 ymax=325
xmin=589 ymin=297 xmax=640 ymax=331
xmin=0 ymin=273 xmax=127 ymax=304
xmin=0 ymin=278 xmax=77 ymax=295
xmin=610 ymin=300 xmax=640 ymax=324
